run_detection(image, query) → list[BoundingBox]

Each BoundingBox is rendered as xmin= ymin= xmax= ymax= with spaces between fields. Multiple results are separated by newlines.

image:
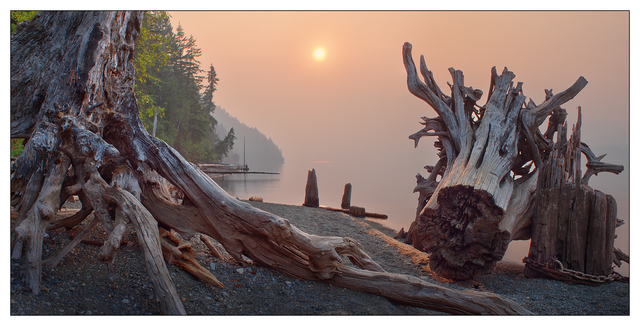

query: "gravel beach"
xmin=10 ymin=200 xmax=630 ymax=315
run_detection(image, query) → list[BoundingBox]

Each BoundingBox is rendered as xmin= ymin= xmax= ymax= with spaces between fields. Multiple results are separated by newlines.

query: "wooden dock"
xmin=195 ymin=163 xmax=279 ymax=175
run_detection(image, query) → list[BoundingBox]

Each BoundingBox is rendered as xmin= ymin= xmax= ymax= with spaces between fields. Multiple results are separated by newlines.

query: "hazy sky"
xmin=169 ymin=11 xmax=628 ymax=156
xmin=169 ymin=11 xmax=629 ymax=177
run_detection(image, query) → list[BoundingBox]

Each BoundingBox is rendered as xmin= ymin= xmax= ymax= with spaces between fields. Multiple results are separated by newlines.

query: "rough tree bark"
xmin=10 ymin=12 xmax=531 ymax=315
xmin=402 ymin=42 xmax=622 ymax=280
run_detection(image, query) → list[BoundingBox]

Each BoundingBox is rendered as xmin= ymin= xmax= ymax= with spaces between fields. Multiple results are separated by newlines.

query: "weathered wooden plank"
xmin=585 ymin=190 xmax=608 ymax=275
xmin=555 ymin=182 xmax=573 ymax=262
xmin=525 ymin=187 xmax=555 ymax=278
xmin=567 ymin=187 xmax=591 ymax=272
xmin=604 ymin=194 xmax=617 ymax=275
xmin=546 ymin=186 xmax=560 ymax=261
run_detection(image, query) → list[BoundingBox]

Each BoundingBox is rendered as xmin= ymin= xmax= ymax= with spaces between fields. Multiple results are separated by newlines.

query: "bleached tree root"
xmin=92 ymin=169 xmax=187 ymax=315
xmin=330 ymin=267 xmax=530 ymax=315
xmin=47 ymin=192 xmax=93 ymax=231
xmin=13 ymin=154 xmax=71 ymax=294
xmin=43 ymin=216 xmax=99 ymax=268
xmin=400 ymin=42 xmax=609 ymax=280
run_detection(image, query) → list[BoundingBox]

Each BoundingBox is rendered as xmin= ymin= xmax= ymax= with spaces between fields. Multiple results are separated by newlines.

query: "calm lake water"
xmin=213 ymin=159 xmax=536 ymax=267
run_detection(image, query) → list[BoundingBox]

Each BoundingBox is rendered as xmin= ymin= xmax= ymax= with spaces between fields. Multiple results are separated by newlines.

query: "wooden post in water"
xmin=341 ymin=183 xmax=352 ymax=209
xmin=303 ymin=169 xmax=319 ymax=208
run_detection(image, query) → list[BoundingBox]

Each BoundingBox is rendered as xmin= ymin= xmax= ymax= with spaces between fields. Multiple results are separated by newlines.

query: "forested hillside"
xmin=214 ymin=107 xmax=285 ymax=172
xmin=134 ymin=11 xmax=234 ymax=163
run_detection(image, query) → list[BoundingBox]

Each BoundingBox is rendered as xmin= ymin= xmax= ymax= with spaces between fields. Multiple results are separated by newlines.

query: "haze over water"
xmin=170 ymin=11 xmax=629 ymax=275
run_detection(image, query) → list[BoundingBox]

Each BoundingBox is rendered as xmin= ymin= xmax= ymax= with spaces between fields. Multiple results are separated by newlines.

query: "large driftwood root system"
xmin=10 ymin=11 xmax=530 ymax=315
xmin=402 ymin=42 xmax=624 ymax=281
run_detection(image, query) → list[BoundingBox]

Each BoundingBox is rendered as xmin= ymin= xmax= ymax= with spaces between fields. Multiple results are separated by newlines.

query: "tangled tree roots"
xmin=10 ymin=11 xmax=531 ymax=315
xmin=402 ymin=41 xmax=624 ymax=281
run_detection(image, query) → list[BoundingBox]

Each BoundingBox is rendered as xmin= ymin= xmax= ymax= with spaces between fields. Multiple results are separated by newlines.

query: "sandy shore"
xmin=10 ymin=200 xmax=629 ymax=315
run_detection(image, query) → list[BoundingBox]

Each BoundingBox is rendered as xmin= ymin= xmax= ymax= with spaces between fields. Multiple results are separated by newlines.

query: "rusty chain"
xmin=523 ymin=256 xmax=627 ymax=285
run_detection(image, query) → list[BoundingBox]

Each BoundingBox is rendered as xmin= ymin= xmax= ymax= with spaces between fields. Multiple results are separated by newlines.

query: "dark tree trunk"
xmin=10 ymin=12 xmax=530 ymax=315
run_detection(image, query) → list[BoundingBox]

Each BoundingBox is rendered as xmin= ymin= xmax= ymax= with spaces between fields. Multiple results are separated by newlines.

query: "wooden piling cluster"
xmin=303 ymin=170 xmax=387 ymax=219
xmin=525 ymin=109 xmax=624 ymax=279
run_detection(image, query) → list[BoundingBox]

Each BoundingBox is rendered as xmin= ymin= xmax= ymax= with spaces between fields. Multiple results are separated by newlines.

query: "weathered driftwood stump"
xmin=10 ymin=12 xmax=531 ymax=315
xmin=341 ymin=183 xmax=352 ymax=209
xmin=402 ymin=42 xmax=624 ymax=281
xmin=303 ymin=168 xmax=320 ymax=208
xmin=524 ymin=109 xmax=625 ymax=281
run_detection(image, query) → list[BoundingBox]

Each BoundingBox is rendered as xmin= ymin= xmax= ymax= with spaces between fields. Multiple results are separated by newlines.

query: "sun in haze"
xmin=313 ymin=47 xmax=326 ymax=61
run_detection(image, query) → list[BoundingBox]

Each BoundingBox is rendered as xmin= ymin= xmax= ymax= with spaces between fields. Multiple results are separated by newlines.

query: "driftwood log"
xmin=320 ymin=206 xmax=388 ymax=219
xmin=402 ymin=42 xmax=624 ymax=280
xmin=10 ymin=11 xmax=530 ymax=315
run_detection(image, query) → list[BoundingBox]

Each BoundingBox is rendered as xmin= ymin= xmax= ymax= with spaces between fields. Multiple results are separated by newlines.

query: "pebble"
xmin=236 ymin=268 xmax=244 ymax=274
xmin=209 ymin=263 xmax=216 ymax=270
xmin=122 ymin=299 xmax=130 ymax=304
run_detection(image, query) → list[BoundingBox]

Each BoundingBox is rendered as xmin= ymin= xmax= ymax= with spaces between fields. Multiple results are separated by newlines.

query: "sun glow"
xmin=313 ymin=47 xmax=326 ymax=61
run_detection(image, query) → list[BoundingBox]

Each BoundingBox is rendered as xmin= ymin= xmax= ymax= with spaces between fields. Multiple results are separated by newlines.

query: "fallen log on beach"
xmin=320 ymin=206 xmax=388 ymax=219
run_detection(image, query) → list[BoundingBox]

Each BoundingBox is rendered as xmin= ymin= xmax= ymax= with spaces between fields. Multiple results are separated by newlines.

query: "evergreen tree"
xmin=202 ymin=64 xmax=235 ymax=159
xmin=202 ymin=64 xmax=219 ymax=119
xmin=133 ymin=12 xmax=234 ymax=163
xmin=133 ymin=11 xmax=171 ymax=136
xmin=215 ymin=127 xmax=236 ymax=159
